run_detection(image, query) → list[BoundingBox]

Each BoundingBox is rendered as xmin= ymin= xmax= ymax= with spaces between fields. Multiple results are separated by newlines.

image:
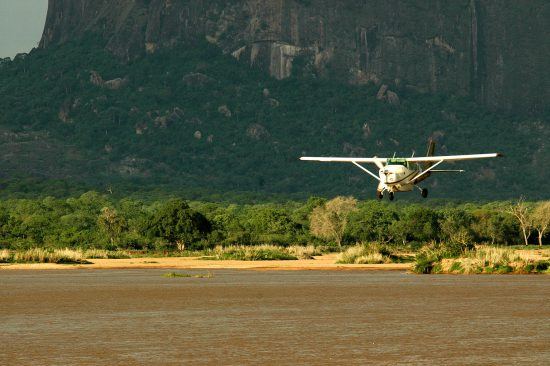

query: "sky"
xmin=0 ymin=0 xmax=48 ymax=58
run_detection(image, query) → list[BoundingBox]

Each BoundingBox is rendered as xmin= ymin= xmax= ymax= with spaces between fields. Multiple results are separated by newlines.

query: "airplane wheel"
xmin=377 ymin=191 xmax=383 ymax=200
xmin=389 ymin=192 xmax=394 ymax=201
xmin=421 ymin=188 xmax=428 ymax=198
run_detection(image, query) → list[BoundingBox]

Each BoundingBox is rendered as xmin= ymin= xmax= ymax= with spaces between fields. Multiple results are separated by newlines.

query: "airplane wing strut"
xmin=412 ymin=160 xmax=444 ymax=183
xmin=351 ymin=161 xmax=380 ymax=181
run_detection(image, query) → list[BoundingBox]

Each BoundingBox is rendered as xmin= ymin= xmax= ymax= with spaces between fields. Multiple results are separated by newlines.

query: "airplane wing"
xmin=405 ymin=153 xmax=502 ymax=163
xmin=408 ymin=153 xmax=502 ymax=183
xmin=299 ymin=156 xmax=385 ymax=180
xmin=300 ymin=157 xmax=385 ymax=163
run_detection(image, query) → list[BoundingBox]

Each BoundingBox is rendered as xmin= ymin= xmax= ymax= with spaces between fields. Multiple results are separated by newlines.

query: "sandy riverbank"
xmin=0 ymin=253 xmax=411 ymax=271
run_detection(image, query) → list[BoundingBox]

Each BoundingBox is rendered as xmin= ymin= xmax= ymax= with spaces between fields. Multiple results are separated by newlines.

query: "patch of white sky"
xmin=0 ymin=0 xmax=48 ymax=58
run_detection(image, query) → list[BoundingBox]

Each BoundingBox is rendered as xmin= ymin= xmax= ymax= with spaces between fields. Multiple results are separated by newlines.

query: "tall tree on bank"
xmin=508 ymin=198 xmax=532 ymax=246
xmin=531 ymin=201 xmax=550 ymax=246
xmin=310 ymin=196 xmax=357 ymax=248
xmin=98 ymin=207 xmax=127 ymax=246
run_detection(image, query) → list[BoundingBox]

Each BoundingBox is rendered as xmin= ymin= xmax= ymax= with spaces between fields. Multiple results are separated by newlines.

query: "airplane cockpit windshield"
xmin=387 ymin=158 xmax=409 ymax=167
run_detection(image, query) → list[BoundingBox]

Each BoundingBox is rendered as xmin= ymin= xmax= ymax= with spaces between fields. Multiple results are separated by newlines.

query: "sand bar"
xmin=0 ymin=253 xmax=411 ymax=271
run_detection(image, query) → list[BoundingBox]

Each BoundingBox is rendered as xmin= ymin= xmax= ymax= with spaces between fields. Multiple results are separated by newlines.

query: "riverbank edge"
xmin=0 ymin=255 xmax=412 ymax=271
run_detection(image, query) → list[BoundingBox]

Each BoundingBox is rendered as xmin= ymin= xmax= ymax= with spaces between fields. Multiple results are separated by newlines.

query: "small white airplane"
xmin=300 ymin=141 xmax=502 ymax=200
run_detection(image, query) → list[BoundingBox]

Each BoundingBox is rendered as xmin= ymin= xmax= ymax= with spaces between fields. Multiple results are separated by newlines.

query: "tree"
xmin=439 ymin=209 xmax=474 ymax=247
xmin=98 ymin=207 xmax=127 ymax=246
xmin=310 ymin=196 xmax=357 ymax=248
xmin=531 ymin=201 xmax=550 ymax=246
xmin=347 ymin=202 xmax=397 ymax=243
xmin=388 ymin=206 xmax=440 ymax=245
xmin=508 ymin=198 xmax=532 ymax=246
xmin=148 ymin=199 xmax=212 ymax=250
xmin=472 ymin=210 xmax=518 ymax=245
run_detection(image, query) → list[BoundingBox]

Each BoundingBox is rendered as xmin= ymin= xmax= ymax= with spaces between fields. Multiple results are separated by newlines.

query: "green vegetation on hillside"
xmin=0 ymin=36 xmax=548 ymax=200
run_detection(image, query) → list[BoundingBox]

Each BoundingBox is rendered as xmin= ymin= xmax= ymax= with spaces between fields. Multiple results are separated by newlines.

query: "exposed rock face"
xmin=40 ymin=0 xmax=549 ymax=113
xmin=90 ymin=71 xmax=128 ymax=90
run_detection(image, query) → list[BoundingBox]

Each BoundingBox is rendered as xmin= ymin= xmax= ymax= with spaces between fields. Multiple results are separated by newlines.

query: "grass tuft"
xmin=336 ymin=243 xmax=393 ymax=264
xmin=286 ymin=245 xmax=325 ymax=259
xmin=163 ymin=271 xmax=213 ymax=278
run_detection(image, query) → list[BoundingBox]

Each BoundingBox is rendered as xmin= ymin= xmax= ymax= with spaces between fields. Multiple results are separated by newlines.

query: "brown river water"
xmin=1 ymin=270 xmax=549 ymax=365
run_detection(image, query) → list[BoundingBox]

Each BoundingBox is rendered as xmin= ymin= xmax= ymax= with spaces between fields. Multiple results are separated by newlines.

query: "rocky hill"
xmin=0 ymin=1 xmax=547 ymax=200
xmin=40 ymin=0 xmax=549 ymax=114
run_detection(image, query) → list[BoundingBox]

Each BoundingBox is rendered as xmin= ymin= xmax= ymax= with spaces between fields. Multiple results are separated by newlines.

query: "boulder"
xmin=218 ymin=105 xmax=232 ymax=118
xmin=183 ymin=73 xmax=215 ymax=86
xmin=246 ymin=124 xmax=269 ymax=140
xmin=90 ymin=71 xmax=104 ymax=86
xmin=103 ymin=78 xmax=128 ymax=90
xmin=90 ymin=70 xmax=127 ymax=89
xmin=154 ymin=116 xmax=168 ymax=128
xmin=135 ymin=122 xmax=148 ymax=135
xmin=268 ymin=98 xmax=280 ymax=108
xmin=362 ymin=122 xmax=372 ymax=138
xmin=386 ymin=91 xmax=400 ymax=105
xmin=376 ymin=84 xmax=388 ymax=100
xmin=0 ymin=57 xmax=11 ymax=67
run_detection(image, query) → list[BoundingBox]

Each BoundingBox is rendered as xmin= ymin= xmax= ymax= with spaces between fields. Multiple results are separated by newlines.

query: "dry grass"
xmin=355 ymin=252 xmax=386 ymax=264
xmin=286 ymin=245 xmax=324 ymax=259
xmin=0 ymin=249 xmax=11 ymax=263
xmin=435 ymin=247 xmax=549 ymax=274
xmin=2 ymin=248 xmax=130 ymax=264
xmin=12 ymin=248 xmax=90 ymax=264
xmin=83 ymin=249 xmax=130 ymax=259
xmin=336 ymin=243 xmax=391 ymax=264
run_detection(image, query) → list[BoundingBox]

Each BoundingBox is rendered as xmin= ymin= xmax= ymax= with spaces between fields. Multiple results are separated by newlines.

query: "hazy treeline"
xmin=1 ymin=192 xmax=548 ymax=251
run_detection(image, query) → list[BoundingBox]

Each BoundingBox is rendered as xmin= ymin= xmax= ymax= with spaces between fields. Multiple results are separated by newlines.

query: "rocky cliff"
xmin=40 ymin=0 xmax=549 ymax=114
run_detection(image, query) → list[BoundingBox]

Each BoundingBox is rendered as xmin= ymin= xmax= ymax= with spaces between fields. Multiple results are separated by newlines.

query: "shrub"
xmin=336 ymin=243 xmax=391 ymax=264
xmin=0 ymin=249 xmax=12 ymax=263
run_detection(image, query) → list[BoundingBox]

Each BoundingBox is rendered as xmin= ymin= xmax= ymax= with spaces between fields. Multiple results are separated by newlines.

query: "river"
xmin=1 ymin=270 xmax=548 ymax=365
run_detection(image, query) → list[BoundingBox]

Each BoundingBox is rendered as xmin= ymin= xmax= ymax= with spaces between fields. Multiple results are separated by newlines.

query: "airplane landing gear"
xmin=388 ymin=192 xmax=395 ymax=201
xmin=421 ymin=188 xmax=428 ymax=198
xmin=376 ymin=191 xmax=383 ymax=200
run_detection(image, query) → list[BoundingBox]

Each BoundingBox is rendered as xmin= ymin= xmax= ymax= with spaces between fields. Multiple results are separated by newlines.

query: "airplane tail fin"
xmin=425 ymin=139 xmax=436 ymax=168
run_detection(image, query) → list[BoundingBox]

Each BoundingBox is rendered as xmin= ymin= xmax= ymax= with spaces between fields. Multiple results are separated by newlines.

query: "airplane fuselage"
xmin=377 ymin=163 xmax=418 ymax=193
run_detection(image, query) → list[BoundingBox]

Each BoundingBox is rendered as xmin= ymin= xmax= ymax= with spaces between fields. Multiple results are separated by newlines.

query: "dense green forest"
xmin=0 ymin=193 xmax=547 ymax=252
xmin=1 ymin=35 xmax=548 ymax=201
